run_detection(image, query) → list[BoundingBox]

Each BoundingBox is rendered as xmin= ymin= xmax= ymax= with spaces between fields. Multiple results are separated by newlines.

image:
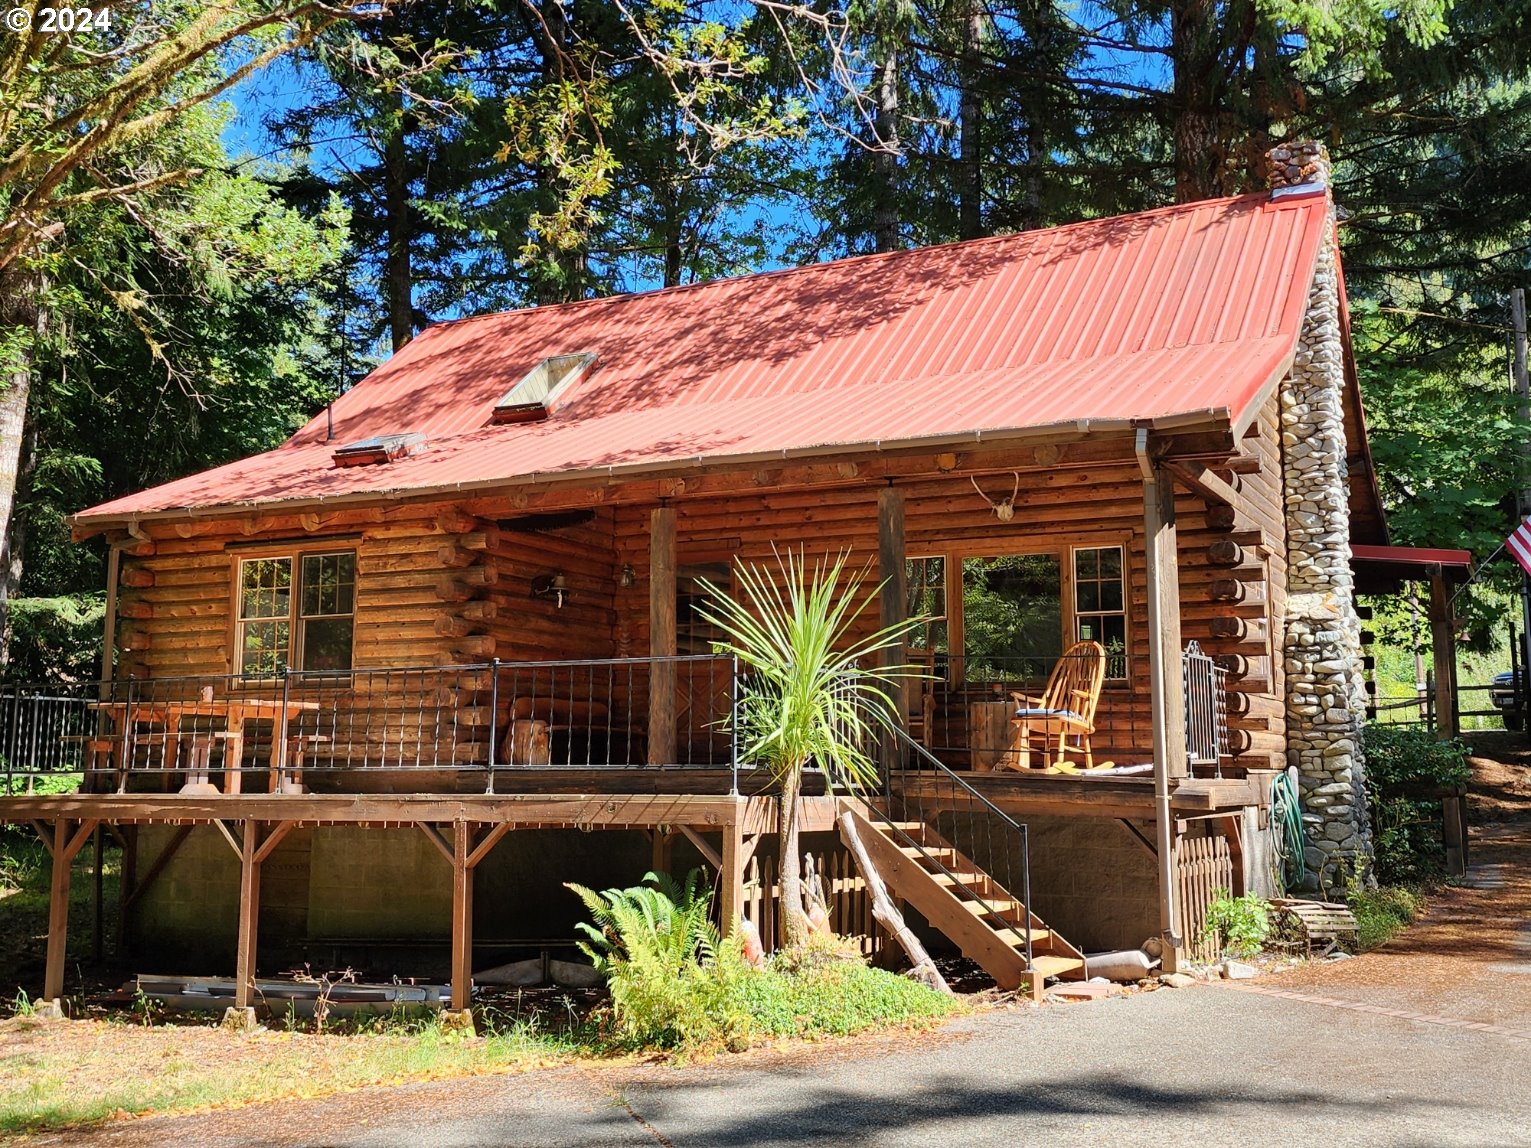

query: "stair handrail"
xmin=871 ymin=723 xmax=1035 ymax=972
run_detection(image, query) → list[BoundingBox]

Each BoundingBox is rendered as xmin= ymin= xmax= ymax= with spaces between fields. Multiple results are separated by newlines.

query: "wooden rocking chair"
xmin=1004 ymin=640 xmax=1107 ymax=771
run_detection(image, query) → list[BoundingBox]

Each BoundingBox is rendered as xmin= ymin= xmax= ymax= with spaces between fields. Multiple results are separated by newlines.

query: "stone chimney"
xmin=1266 ymin=140 xmax=1332 ymax=194
xmin=1267 ymin=140 xmax=1375 ymax=890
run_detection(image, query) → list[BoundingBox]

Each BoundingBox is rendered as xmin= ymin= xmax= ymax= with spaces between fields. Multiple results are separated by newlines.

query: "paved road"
xmin=41 ymin=982 xmax=1531 ymax=1148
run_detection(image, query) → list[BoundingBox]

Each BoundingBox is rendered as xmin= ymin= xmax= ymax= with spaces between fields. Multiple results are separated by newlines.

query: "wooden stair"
xmin=840 ymin=805 xmax=1086 ymax=999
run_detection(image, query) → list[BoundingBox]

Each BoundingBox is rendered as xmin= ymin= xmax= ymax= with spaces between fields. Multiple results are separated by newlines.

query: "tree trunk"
xmin=778 ymin=765 xmax=809 ymax=948
xmin=957 ymin=0 xmax=983 ymax=240
xmin=1170 ymin=0 xmax=1222 ymax=202
xmin=383 ymin=112 xmax=413 ymax=352
xmin=872 ymin=48 xmax=901 ymax=254
xmin=0 ymin=269 xmax=39 ymax=668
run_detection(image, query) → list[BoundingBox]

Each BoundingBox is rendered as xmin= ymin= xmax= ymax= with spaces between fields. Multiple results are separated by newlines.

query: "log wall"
xmin=107 ymin=427 xmax=1290 ymax=777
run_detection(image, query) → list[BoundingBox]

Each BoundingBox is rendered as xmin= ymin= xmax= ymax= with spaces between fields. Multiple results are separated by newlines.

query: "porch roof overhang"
xmin=1350 ymin=544 xmax=1474 ymax=594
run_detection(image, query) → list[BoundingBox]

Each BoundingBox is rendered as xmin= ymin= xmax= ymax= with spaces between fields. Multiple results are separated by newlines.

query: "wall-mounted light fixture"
xmin=531 ymin=573 xmax=567 ymax=608
xmin=618 ymin=564 xmax=636 ymax=589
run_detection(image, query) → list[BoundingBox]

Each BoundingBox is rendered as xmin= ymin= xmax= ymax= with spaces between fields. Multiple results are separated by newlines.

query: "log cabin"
xmin=2 ymin=142 xmax=1415 ymax=1011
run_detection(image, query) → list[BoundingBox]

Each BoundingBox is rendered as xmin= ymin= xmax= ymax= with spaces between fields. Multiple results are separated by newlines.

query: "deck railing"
xmin=0 ymin=654 xmax=738 ymax=795
xmin=1182 ymin=641 xmax=1230 ymax=774
xmin=0 ymin=642 xmax=1230 ymax=796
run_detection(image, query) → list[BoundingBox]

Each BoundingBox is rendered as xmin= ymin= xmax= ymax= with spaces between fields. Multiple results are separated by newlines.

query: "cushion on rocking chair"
xmin=1012 ymin=707 xmax=1086 ymax=722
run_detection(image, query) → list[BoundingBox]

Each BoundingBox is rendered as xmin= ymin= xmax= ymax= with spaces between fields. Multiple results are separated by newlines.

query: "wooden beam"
xmin=739 ymin=832 xmax=762 ymax=870
xmin=31 ymin=820 xmax=55 ymax=858
xmin=210 ymin=818 xmax=242 ymax=860
xmin=651 ymin=828 xmax=674 ymax=875
xmin=451 ymin=821 xmax=475 ymax=1011
xmin=253 ymin=821 xmax=296 ymax=865
xmin=416 ymin=822 xmax=456 ymax=866
xmin=234 ymin=820 xmax=260 ymax=1010
xmin=1427 ymin=570 xmax=1458 ymax=738
xmin=878 ymin=486 xmax=907 ymax=775
xmin=0 ymin=792 xmax=758 ymax=828
xmin=44 ymin=820 xmax=72 ymax=1001
xmin=648 ymin=505 xmax=678 ymax=766
xmin=1142 ymin=448 xmax=1185 ymax=973
xmin=1165 ymin=460 xmax=1243 ymax=513
xmin=678 ymin=824 xmax=723 ymax=870
xmin=718 ymin=820 xmax=744 ymax=936
xmin=466 ymin=822 xmax=513 ymax=869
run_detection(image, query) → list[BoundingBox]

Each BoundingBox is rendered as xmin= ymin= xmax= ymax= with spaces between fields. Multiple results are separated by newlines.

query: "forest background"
xmin=0 ymin=0 xmax=1526 ymax=685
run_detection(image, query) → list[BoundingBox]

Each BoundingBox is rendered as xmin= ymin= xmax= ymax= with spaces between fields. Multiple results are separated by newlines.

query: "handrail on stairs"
xmin=870 ymin=722 xmax=1035 ymax=972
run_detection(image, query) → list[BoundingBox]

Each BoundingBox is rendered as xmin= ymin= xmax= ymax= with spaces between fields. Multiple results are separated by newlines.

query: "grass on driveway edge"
xmin=0 ymin=1014 xmax=574 ymax=1137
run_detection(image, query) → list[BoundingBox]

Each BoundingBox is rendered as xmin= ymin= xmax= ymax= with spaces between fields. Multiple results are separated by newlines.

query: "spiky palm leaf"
xmin=696 ymin=546 xmax=927 ymax=793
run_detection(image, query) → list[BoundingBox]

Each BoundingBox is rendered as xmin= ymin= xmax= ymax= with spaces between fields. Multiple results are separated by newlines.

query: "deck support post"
xmin=1427 ymin=567 xmax=1458 ymax=738
xmin=649 ymin=506 xmax=678 ymax=767
xmin=718 ymin=817 xmax=744 ymax=937
xmin=234 ymin=820 xmax=261 ymax=1010
xmin=44 ymin=820 xmax=71 ymax=1003
xmin=1140 ymin=433 xmax=1186 ymax=972
xmin=43 ymin=818 xmax=100 ymax=1004
xmin=878 ymin=486 xmax=907 ymax=778
xmin=651 ymin=827 xmax=673 ymax=875
xmin=451 ymin=820 xmax=475 ymax=1011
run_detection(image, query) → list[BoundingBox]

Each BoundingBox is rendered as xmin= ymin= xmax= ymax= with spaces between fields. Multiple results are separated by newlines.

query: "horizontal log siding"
xmin=109 ymin=427 xmax=1286 ymax=777
xmin=613 ymin=466 xmax=1162 ymax=763
xmin=482 ymin=512 xmax=617 ymax=663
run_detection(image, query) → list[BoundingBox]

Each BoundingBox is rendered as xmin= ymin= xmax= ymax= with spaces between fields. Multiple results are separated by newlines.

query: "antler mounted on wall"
xmin=971 ymin=473 xmax=1021 ymax=522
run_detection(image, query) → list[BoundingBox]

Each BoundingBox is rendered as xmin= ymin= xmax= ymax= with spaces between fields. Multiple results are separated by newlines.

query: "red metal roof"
xmin=77 ymin=190 xmax=1333 ymax=524
xmin=1351 ymin=544 xmax=1473 ymax=592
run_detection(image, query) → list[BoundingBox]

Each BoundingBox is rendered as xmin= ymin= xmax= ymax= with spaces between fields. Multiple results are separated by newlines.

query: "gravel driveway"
xmin=32 ymin=982 xmax=1529 ymax=1148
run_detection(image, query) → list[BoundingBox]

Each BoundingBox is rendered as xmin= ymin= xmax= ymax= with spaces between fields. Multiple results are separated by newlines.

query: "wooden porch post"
xmin=43 ymin=818 xmax=100 ymax=1004
xmin=44 ymin=820 xmax=72 ymax=1003
xmin=1141 ymin=439 xmax=1186 ymax=971
xmin=878 ymin=487 xmax=907 ymax=776
xmin=649 ymin=505 xmax=678 ymax=766
xmin=718 ymin=818 xmax=744 ymax=936
xmin=234 ymin=820 xmax=260 ymax=1010
xmin=1427 ymin=567 xmax=1458 ymax=738
xmin=451 ymin=820 xmax=475 ymax=1011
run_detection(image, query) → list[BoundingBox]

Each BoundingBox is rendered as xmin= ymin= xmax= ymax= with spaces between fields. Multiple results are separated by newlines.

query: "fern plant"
xmin=567 ymin=870 xmax=746 ymax=1048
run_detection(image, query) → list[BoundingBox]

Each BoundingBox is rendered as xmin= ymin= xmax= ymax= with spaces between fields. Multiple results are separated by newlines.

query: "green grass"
xmin=1349 ymin=884 xmax=1425 ymax=951
xmin=0 ymin=1014 xmax=574 ymax=1135
xmin=725 ymin=959 xmax=959 ymax=1039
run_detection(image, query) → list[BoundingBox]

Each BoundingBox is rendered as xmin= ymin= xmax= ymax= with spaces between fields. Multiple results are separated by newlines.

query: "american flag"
xmin=1509 ymin=517 xmax=1531 ymax=576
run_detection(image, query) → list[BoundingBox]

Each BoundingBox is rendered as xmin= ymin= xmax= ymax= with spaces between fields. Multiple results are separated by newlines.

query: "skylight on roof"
xmin=331 ymin=433 xmax=426 ymax=468
xmin=491 ymin=352 xmax=597 ymax=424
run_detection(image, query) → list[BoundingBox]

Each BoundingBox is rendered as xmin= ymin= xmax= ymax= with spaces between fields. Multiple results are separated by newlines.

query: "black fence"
xmin=0 ymin=655 xmax=738 ymax=796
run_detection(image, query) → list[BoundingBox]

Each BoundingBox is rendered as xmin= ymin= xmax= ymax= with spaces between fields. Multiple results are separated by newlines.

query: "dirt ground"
xmin=1265 ymin=730 xmax=1531 ymax=1027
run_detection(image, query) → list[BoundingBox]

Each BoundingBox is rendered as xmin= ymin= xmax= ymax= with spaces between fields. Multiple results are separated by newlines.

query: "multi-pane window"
xmin=236 ymin=551 xmax=356 ymax=676
xmin=1073 ymin=545 xmax=1127 ymax=680
xmin=905 ymin=556 xmax=948 ymax=659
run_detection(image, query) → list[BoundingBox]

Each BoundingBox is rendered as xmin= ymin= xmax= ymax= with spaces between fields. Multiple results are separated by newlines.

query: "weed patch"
xmin=1349 ymin=885 xmax=1425 ymax=951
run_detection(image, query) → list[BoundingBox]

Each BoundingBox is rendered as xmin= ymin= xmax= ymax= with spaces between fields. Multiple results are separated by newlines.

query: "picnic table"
xmin=88 ymin=692 xmax=319 ymax=794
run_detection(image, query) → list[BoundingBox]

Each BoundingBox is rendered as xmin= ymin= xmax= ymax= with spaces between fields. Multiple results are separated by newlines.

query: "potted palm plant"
xmin=698 ymin=547 xmax=925 ymax=950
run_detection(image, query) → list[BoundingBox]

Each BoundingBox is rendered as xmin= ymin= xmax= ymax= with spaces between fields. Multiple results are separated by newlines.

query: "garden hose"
xmin=1270 ymin=770 xmax=1306 ymax=893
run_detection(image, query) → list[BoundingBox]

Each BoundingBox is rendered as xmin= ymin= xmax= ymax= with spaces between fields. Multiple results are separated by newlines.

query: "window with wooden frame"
xmin=1072 ymin=545 xmax=1127 ymax=680
xmin=912 ymin=539 xmax=1131 ymax=686
xmin=235 ymin=550 xmax=356 ymax=677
